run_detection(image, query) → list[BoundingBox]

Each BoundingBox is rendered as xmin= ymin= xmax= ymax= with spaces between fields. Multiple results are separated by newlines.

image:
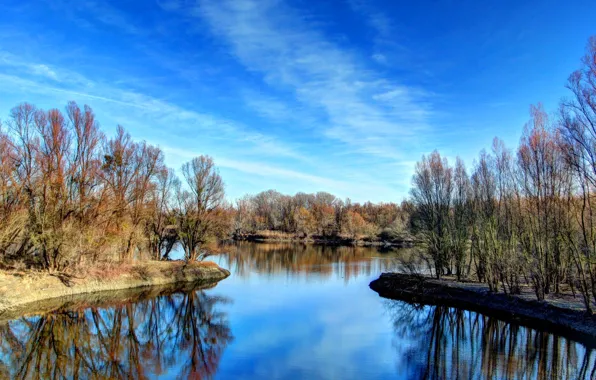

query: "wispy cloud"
xmin=0 ymin=52 xmax=59 ymax=82
xmin=161 ymin=144 xmax=397 ymax=200
xmin=243 ymin=93 xmax=295 ymax=123
xmin=192 ymin=0 xmax=434 ymax=160
xmin=0 ymin=54 xmax=304 ymax=162
xmin=347 ymin=0 xmax=393 ymax=38
xmin=47 ymin=0 xmax=142 ymax=35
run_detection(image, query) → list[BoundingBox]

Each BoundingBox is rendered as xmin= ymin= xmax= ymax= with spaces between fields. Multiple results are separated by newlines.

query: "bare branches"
xmin=177 ymin=155 xmax=227 ymax=262
xmin=0 ymin=102 xmax=231 ymax=270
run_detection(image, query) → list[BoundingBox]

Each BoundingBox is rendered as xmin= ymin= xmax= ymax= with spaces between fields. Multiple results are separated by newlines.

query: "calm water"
xmin=1 ymin=242 xmax=595 ymax=379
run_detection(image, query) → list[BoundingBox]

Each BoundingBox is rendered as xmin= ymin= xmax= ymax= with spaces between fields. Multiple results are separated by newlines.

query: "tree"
xmin=410 ymin=151 xmax=453 ymax=278
xmin=342 ymin=210 xmax=368 ymax=239
xmin=559 ymin=36 xmax=596 ymax=312
xmin=450 ymin=157 xmax=471 ymax=281
xmin=146 ymin=167 xmax=178 ymax=260
xmin=517 ymin=105 xmax=571 ymax=299
xmin=177 ymin=156 xmax=225 ymax=262
xmin=294 ymin=207 xmax=315 ymax=237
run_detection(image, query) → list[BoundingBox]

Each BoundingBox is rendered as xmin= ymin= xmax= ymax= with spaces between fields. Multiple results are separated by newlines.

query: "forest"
xmin=406 ymin=36 xmax=596 ymax=313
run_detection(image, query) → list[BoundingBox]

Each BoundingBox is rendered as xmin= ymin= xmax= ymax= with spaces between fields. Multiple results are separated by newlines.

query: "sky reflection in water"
xmin=0 ymin=242 xmax=594 ymax=379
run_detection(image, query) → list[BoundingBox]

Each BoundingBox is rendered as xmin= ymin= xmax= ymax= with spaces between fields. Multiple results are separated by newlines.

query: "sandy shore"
xmin=0 ymin=260 xmax=230 ymax=318
xmin=370 ymin=273 xmax=596 ymax=347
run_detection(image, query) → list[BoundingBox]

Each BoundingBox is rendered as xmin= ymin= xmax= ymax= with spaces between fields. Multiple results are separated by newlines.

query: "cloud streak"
xmin=193 ymin=0 xmax=434 ymax=160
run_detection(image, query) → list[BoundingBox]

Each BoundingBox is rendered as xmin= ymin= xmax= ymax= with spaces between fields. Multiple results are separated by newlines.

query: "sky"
xmin=0 ymin=0 xmax=595 ymax=203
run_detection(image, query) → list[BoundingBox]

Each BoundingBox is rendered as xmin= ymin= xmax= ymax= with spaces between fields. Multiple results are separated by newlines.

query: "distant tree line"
xmin=408 ymin=36 xmax=596 ymax=313
xmin=0 ymin=102 xmax=231 ymax=271
xmin=233 ymin=190 xmax=411 ymax=241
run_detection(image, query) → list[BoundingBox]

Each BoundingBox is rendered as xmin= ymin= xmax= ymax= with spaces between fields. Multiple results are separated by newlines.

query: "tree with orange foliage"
xmin=342 ymin=210 xmax=367 ymax=239
xmin=294 ymin=207 xmax=315 ymax=237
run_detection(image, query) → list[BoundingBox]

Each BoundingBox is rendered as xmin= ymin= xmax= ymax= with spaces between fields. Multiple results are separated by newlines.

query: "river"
xmin=0 ymin=242 xmax=594 ymax=379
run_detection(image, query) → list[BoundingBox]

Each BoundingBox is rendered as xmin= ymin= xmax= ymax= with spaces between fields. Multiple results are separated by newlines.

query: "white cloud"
xmin=162 ymin=145 xmax=347 ymax=189
xmin=48 ymin=0 xmax=142 ymax=35
xmin=348 ymin=0 xmax=393 ymax=38
xmin=0 ymin=53 xmax=59 ymax=82
xmin=372 ymin=53 xmax=388 ymax=65
xmin=29 ymin=64 xmax=58 ymax=81
xmin=243 ymin=93 xmax=294 ymax=123
xmin=194 ymin=0 xmax=433 ymax=160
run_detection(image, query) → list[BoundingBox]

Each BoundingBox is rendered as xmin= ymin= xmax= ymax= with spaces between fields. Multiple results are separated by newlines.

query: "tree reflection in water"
xmin=0 ymin=289 xmax=232 ymax=379
xmin=387 ymin=301 xmax=596 ymax=380
xmin=220 ymin=241 xmax=401 ymax=281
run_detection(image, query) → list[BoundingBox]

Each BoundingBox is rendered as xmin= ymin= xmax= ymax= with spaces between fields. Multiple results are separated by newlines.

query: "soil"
xmin=370 ymin=272 xmax=596 ymax=348
xmin=0 ymin=260 xmax=230 ymax=318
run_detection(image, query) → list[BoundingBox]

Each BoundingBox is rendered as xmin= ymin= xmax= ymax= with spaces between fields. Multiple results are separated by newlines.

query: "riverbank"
xmin=0 ymin=260 xmax=230 ymax=317
xmin=370 ymin=273 xmax=596 ymax=347
xmin=0 ymin=278 xmax=221 ymax=324
xmin=234 ymin=231 xmax=415 ymax=248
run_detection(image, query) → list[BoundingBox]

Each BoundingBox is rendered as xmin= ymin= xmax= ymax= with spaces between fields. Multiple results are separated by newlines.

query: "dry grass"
xmin=254 ymin=230 xmax=297 ymax=239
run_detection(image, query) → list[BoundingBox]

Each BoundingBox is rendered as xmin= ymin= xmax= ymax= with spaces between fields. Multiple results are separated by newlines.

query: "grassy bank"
xmin=0 ymin=260 xmax=230 ymax=317
xmin=370 ymin=273 xmax=596 ymax=347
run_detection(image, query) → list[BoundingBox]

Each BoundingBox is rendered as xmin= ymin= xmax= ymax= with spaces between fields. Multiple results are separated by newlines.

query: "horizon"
xmin=1 ymin=0 xmax=595 ymax=203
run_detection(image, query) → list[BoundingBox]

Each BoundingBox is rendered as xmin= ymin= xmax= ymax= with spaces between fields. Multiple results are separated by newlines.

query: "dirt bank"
xmin=0 ymin=279 xmax=221 ymax=324
xmin=370 ymin=273 xmax=596 ymax=347
xmin=0 ymin=261 xmax=230 ymax=318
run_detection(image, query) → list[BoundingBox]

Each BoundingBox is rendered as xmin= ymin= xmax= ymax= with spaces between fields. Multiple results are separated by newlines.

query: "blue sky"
xmin=0 ymin=0 xmax=595 ymax=202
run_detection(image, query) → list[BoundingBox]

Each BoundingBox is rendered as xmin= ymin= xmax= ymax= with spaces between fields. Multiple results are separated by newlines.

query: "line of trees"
xmin=409 ymin=36 xmax=596 ymax=313
xmin=233 ymin=190 xmax=411 ymax=240
xmin=0 ymin=102 xmax=231 ymax=271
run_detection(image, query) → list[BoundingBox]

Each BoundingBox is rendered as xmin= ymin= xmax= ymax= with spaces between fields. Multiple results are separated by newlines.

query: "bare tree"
xmin=450 ymin=157 xmax=471 ymax=280
xmin=559 ymin=36 xmax=596 ymax=312
xmin=410 ymin=151 xmax=453 ymax=278
xmin=177 ymin=156 xmax=226 ymax=262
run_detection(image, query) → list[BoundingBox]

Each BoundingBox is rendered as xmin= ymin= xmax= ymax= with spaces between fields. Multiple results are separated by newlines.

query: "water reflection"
xmin=1 ymin=243 xmax=595 ymax=379
xmin=0 ymin=288 xmax=232 ymax=379
xmin=388 ymin=301 xmax=596 ymax=380
xmin=220 ymin=242 xmax=400 ymax=282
